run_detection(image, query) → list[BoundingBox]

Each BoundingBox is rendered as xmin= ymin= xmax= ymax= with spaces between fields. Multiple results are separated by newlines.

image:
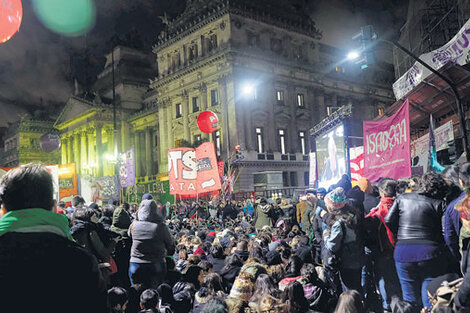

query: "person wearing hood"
xmin=111 ymin=205 xmax=133 ymax=288
xmin=301 ymin=193 xmax=317 ymax=232
xmin=128 ymin=199 xmax=176 ymax=288
xmin=254 ymin=198 xmax=273 ymax=230
xmin=99 ymin=204 xmax=114 ymax=230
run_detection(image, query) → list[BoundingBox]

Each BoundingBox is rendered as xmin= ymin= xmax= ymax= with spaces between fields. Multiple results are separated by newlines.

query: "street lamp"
xmin=347 ymin=51 xmax=360 ymax=60
xmin=241 ymin=83 xmax=255 ymax=99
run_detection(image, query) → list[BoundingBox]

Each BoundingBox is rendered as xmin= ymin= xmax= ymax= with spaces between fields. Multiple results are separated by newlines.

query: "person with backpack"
xmin=323 ymin=187 xmax=364 ymax=293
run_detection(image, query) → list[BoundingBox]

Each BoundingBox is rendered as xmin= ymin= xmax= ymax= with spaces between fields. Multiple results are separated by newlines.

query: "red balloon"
xmin=197 ymin=111 xmax=219 ymax=133
xmin=0 ymin=0 xmax=22 ymax=44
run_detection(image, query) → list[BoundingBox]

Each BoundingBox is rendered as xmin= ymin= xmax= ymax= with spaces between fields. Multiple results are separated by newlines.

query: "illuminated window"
xmin=276 ymin=90 xmax=284 ymax=104
xmin=176 ymin=103 xmax=182 ymax=118
xmin=214 ymin=130 xmax=221 ymax=156
xmin=279 ymin=129 xmax=286 ymax=154
xmin=297 ymin=93 xmax=305 ymax=108
xmin=299 ymin=131 xmax=306 ymax=155
xmin=210 ymin=89 xmax=219 ymax=106
xmin=192 ymin=97 xmax=200 ymax=113
xmin=378 ymin=107 xmax=385 ymax=115
xmin=256 ymin=127 xmax=264 ymax=153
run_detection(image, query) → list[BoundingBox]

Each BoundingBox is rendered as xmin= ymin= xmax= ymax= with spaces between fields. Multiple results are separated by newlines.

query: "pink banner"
xmin=363 ymin=100 xmax=411 ymax=182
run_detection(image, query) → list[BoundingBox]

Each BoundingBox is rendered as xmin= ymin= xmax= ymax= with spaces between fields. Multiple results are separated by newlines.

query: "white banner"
xmin=309 ymin=152 xmax=316 ymax=187
xmin=411 ymin=121 xmax=454 ymax=171
xmin=393 ymin=18 xmax=470 ymax=100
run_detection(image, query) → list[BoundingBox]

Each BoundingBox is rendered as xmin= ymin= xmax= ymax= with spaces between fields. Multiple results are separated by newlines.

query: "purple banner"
xmin=119 ymin=147 xmax=136 ymax=188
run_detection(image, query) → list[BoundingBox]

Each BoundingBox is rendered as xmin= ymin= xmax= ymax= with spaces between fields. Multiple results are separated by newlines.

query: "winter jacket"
xmin=255 ymin=203 xmax=273 ymax=229
xmin=173 ymin=281 xmax=196 ymax=313
xmin=220 ymin=265 xmax=241 ymax=291
xmin=366 ymin=197 xmax=396 ymax=246
xmin=363 ymin=193 xmax=380 ymax=215
xmin=302 ymin=202 xmax=315 ymax=232
xmin=129 ymin=200 xmax=175 ymax=264
xmin=207 ymin=255 xmax=225 ymax=274
xmin=444 ymin=192 xmax=465 ymax=262
xmin=110 ymin=206 xmax=132 ymax=237
xmin=0 ymin=230 xmax=106 ymax=313
xmin=325 ymin=214 xmax=363 ymax=269
xmin=384 ymin=192 xmax=446 ymax=245
xmin=70 ymin=220 xmax=116 ymax=261
xmin=296 ymin=201 xmax=308 ymax=224
xmin=98 ymin=216 xmax=113 ymax=230
xmin=296 ymin=243 xmax=314 ymax=264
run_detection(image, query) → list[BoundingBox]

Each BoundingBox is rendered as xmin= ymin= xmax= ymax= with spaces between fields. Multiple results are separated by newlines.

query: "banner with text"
xmin=393 ymin=18 xmax=470 ymax=100
xmin=59 ymin=163 xmax=78 ymax=204
xmin=349 ymin=146 xmax=364 ymax=182
xmin=125 ymin=180 xmax=174 ymax=204
xmin=119 ymin=147 xmax=136 ymax=188
xmin=364 ymin=100 xmax=411 ymax=182
xmin=168 ymin=142 xmax=222 ymax=195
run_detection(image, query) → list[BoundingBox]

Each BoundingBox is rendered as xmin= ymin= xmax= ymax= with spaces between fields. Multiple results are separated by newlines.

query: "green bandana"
xmin=0 ymin=208 xmax=73 ymax=241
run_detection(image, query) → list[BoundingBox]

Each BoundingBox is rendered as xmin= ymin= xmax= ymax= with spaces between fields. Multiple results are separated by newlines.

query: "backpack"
xmin=430 ymin=278 xmax=463 ymax=313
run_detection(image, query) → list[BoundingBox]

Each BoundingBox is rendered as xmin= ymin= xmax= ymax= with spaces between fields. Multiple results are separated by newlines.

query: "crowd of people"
xmin=3 ymin=163 xmax=470 ymax=313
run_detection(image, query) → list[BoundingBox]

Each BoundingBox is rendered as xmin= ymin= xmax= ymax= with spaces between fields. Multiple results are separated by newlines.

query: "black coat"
xmin=220 ymin=265 xmax=241 ymax=291
xmin=363 ymin=193 xmax=380 ymax=215
xmin=207 ymin=255 xmax=225 ymax=274
xmin=0 ymin=232 xmax=106 ymax=313
xmin=384 ymin=192 xmax=446 ymax=244
xmin=296 ymin=243 xmax=314 ymax=264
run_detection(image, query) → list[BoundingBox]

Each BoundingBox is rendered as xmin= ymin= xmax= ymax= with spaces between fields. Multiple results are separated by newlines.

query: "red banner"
xmin=363 ymin=100 xmax=411 ymax=182
xmin=168 ymin=142 xmax=222 ymax=195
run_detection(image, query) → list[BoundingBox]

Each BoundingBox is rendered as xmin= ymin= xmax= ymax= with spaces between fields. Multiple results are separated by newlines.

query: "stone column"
xmin=244 ymin=99 xmax=254 ymax=151
xmin=145 ymin=127 xmax=153 ymax=176
xmin=96 ymin=124 xmax=103 ymax=177
xmin=134 ymin=130 xmax=142 ymax=178
xmin=166 ymin=102 xmax=173 ymax=149
xmin=80 ymin=131 xmax=87 ymax=174
xmin=61 ymin=137 xmax=67 ymax=164
xmin=218 ymin=77 xmax=230 ymax=157
xmin=316 ymin=89 xmax=326 ymax=123
xmin=182 ymin=92 xmax=190 ymax=141
xmin=267 ymin=83 xmax=277 ymax=153
xmin=158 ymin=102 xmax=168 ymax=172
xmin=289 ymin=85 xmax=298 ymax=153
xmin=67 ymin=135 xmax=73 ymax=164
xmin=106 ymin=127 xmax=114 ymax=176
xmin=121 ymin=121 xmax=130 ymax=152
xmin=87 ymin=128 xmax=95 ymax=175
xmin=200 ymin=83 xmax=209 ymax=141
xmin=73 ymin=132 xmax=80 ymax=171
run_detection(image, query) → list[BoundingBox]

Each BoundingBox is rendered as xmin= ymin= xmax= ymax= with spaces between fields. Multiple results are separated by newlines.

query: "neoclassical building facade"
xmin=50 ymin=0 xmax=395 ymax=192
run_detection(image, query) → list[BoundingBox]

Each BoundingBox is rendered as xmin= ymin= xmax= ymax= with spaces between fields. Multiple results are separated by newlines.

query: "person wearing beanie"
xmin=359 ymin=177 xmax=380 ymax=215
xmin=324 ymin=187 xmax=364 ymax=292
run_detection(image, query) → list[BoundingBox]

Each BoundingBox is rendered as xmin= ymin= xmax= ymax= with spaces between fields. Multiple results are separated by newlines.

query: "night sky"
xmin=0 ymin=0 xmax=407 ymax=127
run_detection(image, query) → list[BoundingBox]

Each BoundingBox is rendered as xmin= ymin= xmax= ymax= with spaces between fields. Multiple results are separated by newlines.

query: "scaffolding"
xmin=393 ymin=0 xmax=468 ymax=80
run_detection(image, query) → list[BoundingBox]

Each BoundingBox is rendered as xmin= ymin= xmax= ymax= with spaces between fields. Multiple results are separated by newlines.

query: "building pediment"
xmin=54 ymin=96 xmax=94 ymax=129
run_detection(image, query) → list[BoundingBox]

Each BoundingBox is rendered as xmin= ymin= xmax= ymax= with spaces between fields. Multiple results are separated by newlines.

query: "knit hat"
xmin=229 ymin=272 xmax=255 ymax=301
xmin=194 ymin=248 xmax=206 ymax=257
xmin=358 ymin=177 xmax=373 ymax=194
xmin=324 ymin=187 xmax=347 ymax=210
xmin=207 ymin=231 xmax=216 ymax=237
xmin=316 ymin=188 xmax=327 ymax=195
xmin=240 ymin=262 xmax=267 ymax=279
xmin=142 ymin=193 xmax=153 ymax=200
